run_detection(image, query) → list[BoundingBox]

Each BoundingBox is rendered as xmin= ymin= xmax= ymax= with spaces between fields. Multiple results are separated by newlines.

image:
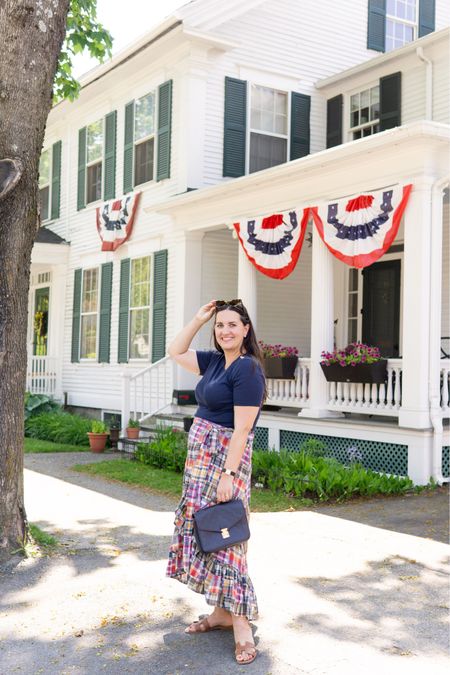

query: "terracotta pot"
xmin=263 ymin=356 xmax=298 ymax=379
xmin=126 ymin=426 xmax=140 ymax=439
xmin=320 ymin=360 xmax=388 ymax=384
xmin=87 ymin=432 xmax=109 ymax=453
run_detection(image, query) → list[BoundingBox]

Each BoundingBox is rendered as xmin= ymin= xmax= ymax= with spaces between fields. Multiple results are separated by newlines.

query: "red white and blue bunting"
xmin=310 ymin=184 xmax=412 ymax=268
xmin=233 ymin=208 xmax=309 ymax=279
xmin=96 ymin=192 xmax=141 ymax=251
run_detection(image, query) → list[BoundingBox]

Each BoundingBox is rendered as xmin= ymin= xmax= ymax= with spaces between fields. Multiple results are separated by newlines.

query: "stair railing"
xmin=121 ymin=356 xmax=173 ymax=432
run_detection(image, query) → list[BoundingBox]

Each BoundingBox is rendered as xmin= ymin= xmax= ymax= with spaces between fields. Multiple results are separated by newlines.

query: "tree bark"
xmin=0 ymin=0 xmax=70 ymax=562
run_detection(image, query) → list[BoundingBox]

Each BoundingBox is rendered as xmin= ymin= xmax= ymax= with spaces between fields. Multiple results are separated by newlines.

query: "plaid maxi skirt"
xmin=166 ymin=416 xmax=258 ymax=620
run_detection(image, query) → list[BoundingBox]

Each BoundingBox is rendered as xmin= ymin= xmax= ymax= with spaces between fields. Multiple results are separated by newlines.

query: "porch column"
xmin=172 ymin=230 xmax=205 ymax=390
xmin=300 ymin=225 xmax=341 ymax=418
xmin=399 ymin=177 xmax=435 ymax=429
xmin=237 ymin=246 xmax=257 ymax=329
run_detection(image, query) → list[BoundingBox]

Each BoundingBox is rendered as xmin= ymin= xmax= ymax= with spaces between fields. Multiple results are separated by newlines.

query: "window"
xmin=249 ymin=85 xmax=288 ymax=173
xmin=80 ymin=268 xmax=99 ymax=359
xmin=134 ymin=93 xmax=155 ymax=186
xmin=349 ymin=86 xmax=380 ymax=140
xmin=86 ymin=120 xmax=103 ymax=204
xmin=386 ymin=0 xmax=417 ymax=51
xmin=129 ymin=257 xmax=151 ymax=359
xmin=347 ymin=268 xmax=360 ymax=343
xmin=39 ymin=149 xmax=51 ymax=221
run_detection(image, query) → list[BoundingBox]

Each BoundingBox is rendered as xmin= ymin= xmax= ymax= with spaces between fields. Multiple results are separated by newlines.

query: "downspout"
xmin=429 ymin=175 xmax=449 ymax=484
xmin=416 ymin=47 xmax=433 ymax=120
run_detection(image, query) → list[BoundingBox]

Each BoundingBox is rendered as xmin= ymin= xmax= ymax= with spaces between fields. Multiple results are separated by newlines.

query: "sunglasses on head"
xmin=215 ymin=299 xmax=243 ymax=309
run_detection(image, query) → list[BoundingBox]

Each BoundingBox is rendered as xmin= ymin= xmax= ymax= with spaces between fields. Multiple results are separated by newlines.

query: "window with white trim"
xmin=249 ymin=85 xmax=288 ymax=174
xmin=80 ymin=268 xmax=99 ymax=359
xmin=134 ymin=93 xmax=155 ymax=186
xmin=129 ymin=256 xmax=152 ymax=359
xmin=86 ymin=120 xmax=103 ymax=204
xmin=39 ymin=149 xmax=51 ymax=221
xmin=349 ymin=86 xmax=380 ymax=140
xmin=386 ymin=0 xmax=417 ymax=51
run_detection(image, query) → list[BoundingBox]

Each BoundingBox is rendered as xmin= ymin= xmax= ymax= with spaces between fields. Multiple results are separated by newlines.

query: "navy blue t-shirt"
xmin=195 ymin=351 xmax=265 ymax=430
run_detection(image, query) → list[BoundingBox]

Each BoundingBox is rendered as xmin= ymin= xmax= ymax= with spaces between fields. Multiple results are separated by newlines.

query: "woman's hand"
xmin=195 ymin=300 xmax=216 ymax=325
xmin=216 ymin=473 xmax=234 ymax=502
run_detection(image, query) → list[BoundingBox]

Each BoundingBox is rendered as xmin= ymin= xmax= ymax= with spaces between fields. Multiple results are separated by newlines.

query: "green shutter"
xmin=326 ymin=94 xmax=343 ymax=148
xmin=118 ymin=258 xmax=130 ymax=363
xmin=290 ymin=93 xmax=310 ymax=160
xmin=156 ymin=80 xmax=173 ymax=181
xmin=367 ymin=0 xmax=386 ymax=52
xmin=71 ymin=269 xmax=82 ymax=363
xmin=380 ymin=72 xmax=401 ymax=131
xmin=77 ymin=127 xmax=86 ymax=210
xmin=51 ymin=140 xmax=61 ymax=220
xmin=123 ymin=101 xmax=135 ymax=193
xmin=223 ymin=77 xmax=247 ymax=177
xmin=418 ymin=0 xmax=435 ymax=37
xmin=98 ymin=262 xmax=113 ymax=363
xmin=152 ymin=250 xmax=168 ymax=363
xmin=104 ymin=111 xmax=117 ymax=200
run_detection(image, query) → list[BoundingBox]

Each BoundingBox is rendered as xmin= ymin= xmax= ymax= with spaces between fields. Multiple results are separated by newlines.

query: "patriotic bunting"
xmin=96 ymin=192 xmax=141 ymax=251
xmin=310 ymin=184 xmax=412 ymax=268
xmin=233 ymin=208 xmax=309 ymax=279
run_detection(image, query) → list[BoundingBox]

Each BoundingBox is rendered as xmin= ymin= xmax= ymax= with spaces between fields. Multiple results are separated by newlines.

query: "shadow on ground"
xmin=293 ymin=554 xmax=450 ymax=657
xmin=309 ymin=485 xmax=449 ymax=544
xmin=0 ymin=592 xmax=268 ymax=675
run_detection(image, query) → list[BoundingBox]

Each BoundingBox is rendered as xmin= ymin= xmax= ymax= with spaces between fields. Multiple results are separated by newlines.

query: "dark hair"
xmin=212 ymin=302 xmax=268 ymax=403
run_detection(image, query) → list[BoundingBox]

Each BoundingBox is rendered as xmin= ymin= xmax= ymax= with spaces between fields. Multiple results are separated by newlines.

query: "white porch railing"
xmin=26 ymin=356 xmax=58 ymax=396
xmin=122 ymin=356 xmax=174 ymax=427
xmin=266 ymin=358 xmax=310 ymax=408
xmin=326 ymin=358 xmax=403 ymax=416
xmin=441 ymin=361 xmax=450 ymax=417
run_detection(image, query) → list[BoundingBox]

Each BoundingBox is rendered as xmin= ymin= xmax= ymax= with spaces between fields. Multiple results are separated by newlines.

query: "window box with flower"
xmin=258 ymin=341 xmax=299 ymax=379
xmin=320 ymin=343 xmax=387 ymax=383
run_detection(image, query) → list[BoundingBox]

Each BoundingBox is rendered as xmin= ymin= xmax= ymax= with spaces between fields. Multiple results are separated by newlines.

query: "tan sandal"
xmin=185 ymin=616 xmax=233 ymax=634
xmin=235 ymin=641 xmax=257 ymax=665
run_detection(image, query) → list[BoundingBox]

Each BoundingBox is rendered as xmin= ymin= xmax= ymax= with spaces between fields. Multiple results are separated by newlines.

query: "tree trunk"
xmin=0 ymin=0 xmax=70 ymax=562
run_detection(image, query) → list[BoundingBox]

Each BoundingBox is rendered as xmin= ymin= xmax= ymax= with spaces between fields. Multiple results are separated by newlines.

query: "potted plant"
xmin=320 ymin=343 xmax=387 ymax=383
xmin=87 ymin=419 xmax=109 ymax=453
xmin=258 ymin=341 xmax=299 ymax=379
xmin=126 ymin=417 xmax=140 ymax=439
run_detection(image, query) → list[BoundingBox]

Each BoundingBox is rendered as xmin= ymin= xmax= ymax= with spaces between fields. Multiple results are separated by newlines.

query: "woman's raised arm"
xmin=167 ymin=300 xmax=216 ymax=374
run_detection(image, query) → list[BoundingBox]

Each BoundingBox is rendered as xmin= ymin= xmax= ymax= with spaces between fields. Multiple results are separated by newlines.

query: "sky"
xmin=73 ymin=0 xmax=190 ymax=77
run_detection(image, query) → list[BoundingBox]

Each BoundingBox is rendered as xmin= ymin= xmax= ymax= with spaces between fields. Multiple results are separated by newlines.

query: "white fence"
xmin=26 ymin=356 xmax=58 ymax=396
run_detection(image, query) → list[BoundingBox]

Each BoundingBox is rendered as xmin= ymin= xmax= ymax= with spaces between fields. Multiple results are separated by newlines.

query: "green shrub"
xmin=135 ymin=425 xmax=188 ymax=473
xmin=133 ymin=429 xmax=413 ymax=502
xmin=25 ymin=411 xmax=92 ymax=446
xmin=24 ymin=393 xmax=61 ymax=420
xmin=127 ymin=417 xmax=140 ymax=428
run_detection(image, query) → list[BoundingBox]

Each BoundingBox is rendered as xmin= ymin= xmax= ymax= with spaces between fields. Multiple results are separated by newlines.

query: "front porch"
xmin=27 ymin=227 xmax=69 ymax=400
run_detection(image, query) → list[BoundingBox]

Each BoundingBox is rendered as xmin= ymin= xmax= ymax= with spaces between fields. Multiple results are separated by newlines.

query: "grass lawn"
xmin=72 ymin=459 xmax=313 ymax=512
xmin=24 ymin=437 xmax=89 ymax=453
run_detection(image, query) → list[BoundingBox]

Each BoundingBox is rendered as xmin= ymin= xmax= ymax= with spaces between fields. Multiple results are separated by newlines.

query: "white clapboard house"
xmin=30 ymin=0 xmax=450 ymax=484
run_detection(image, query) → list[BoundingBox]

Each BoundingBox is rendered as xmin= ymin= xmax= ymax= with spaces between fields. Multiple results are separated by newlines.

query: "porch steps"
xmin=117 ymin=406 xmax=195 ymax=454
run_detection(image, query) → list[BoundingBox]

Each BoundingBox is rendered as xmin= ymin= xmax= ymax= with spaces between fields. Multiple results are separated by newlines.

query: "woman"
xmin=166 ymin=299 xmax=266 ymax=665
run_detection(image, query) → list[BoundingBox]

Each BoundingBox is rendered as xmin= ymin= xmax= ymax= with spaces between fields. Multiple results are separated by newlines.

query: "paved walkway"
xmin=0 ymin=451 xmax=448 ymax=674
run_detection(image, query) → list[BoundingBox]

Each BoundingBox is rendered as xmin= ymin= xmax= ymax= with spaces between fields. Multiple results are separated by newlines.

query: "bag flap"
xmin=194 ymin=499 xmax=246 ymax=533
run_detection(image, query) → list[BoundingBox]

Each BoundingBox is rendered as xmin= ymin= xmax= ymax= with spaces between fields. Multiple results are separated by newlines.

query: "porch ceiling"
xmin=151 ymin=121 xmax=450 ymax=230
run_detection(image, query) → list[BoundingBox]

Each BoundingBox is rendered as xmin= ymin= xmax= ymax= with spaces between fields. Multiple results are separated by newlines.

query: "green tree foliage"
xmin=54 ymin=0 xmax=113 ymax=101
